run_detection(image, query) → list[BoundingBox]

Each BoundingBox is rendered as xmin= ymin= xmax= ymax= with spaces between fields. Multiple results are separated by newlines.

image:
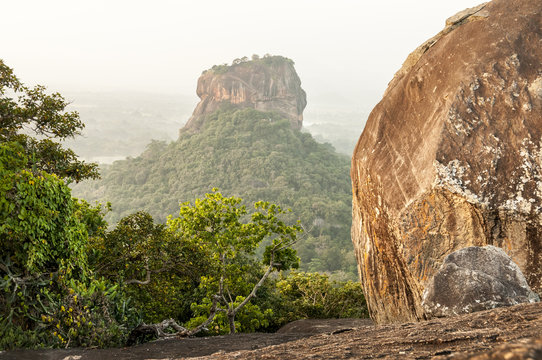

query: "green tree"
xmin=168 ymin=190 xmax=301 ymax=334
xmin=0 ymin=142 xmax=137 ymax=349
xmin=0 ymin=61 xmax=136 ymax=349
xmin=275 ymin=271 xmax=368 ymax=322
xmin=0 ymin=59 xmax=98 ymax=182
xmin=0 ymin=142 xmax=88 ymax=286
xmin=90 ymin=211 xmax=208 ymax=323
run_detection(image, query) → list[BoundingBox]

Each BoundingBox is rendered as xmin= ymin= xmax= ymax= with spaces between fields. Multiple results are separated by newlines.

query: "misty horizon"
xmin=4 ymin=1 xmax=484 ymax=113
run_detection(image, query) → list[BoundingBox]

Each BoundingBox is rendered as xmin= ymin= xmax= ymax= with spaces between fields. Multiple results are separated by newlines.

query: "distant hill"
xmin=72 ymin=56 xmax=357 ymax=279
xmin=303 ymin=110 xmax=368 ymax=155
xmin=72 ymin=107 xmax=356 ymax=278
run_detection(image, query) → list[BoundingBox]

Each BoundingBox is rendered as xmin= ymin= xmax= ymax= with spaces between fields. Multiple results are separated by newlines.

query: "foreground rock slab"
xmin=351 ymin=0 xmax=542 ymax=324
xmin=3 ymin=302 xmax=541 ymax=359
xmin=192 ymin=302 xmax=542 ymax=360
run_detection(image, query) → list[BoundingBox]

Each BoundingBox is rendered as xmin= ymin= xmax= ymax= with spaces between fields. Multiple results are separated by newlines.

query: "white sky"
xmin=2 ymin=0 xmax=483 ymax=110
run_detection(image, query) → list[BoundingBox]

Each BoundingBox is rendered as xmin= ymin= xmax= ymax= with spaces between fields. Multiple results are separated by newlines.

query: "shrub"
xmin=0 ymin=143 xmax=138 ymax=349
xmin=274 ymin=271 xmax=368 ymax=324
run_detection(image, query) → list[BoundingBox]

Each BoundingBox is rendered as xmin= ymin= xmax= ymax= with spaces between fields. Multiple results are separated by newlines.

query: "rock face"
xmin=351 ymin=0 xmax=542 ymax=324
xmin=182 ymin=56 xmax=307 ymax=133
xmin=422 ymin=245 xmax=539 ymax=318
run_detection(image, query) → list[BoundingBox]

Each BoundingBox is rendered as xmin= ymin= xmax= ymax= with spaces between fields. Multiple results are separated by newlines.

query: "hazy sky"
xmin=3 ymin=0 xmax=483 ymax=111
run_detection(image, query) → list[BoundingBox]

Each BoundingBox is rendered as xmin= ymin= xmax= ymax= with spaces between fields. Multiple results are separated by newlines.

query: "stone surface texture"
xmin=422 ymin=245 xmax=539 ymax=318
xmin=5 ymin=302 xmax=542 ymax=359
xmin=182 ymin=56 xmax=307 ymax=134
xmin=351 ymin=0 xmax=542 ymax=324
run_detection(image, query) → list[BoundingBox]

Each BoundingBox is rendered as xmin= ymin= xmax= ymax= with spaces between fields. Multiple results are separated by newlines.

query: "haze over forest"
xmin=4 ymin=1 xmax=482 ymax=161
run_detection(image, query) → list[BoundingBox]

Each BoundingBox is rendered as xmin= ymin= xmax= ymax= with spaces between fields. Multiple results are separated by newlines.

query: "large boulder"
xmin=182 ymin=55 xmax=307 ymax=134
xmin=422 ymin=245 xmax=539 ymax=318
xmin=351 ymin=0 xmax=542 ymax=324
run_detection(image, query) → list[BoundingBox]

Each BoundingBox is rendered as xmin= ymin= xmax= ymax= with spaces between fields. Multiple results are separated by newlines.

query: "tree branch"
xmin=128 ymin=294 xmax=221 ymax=343
xmin=233 ymin=251 xmax=275 ymax=316
xmin=124 ymin=262 xmax=151 ymax=285
xmin=187 ymin=294 xmax=221 ymax=335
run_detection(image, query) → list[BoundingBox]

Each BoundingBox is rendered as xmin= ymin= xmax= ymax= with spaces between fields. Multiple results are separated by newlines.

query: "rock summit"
xmin=182 ymin=55 xmax=307 ymax=134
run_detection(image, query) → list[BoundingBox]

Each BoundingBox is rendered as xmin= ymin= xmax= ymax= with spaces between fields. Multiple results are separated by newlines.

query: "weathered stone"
xmin=182 ymin=56 xmax=306 ymax=134
xmin=454 ymin=337 xmax=542 ymax=360
xmin=445 ymin=3 xmax=489 ymax=27
xmin=351 ymin=0 xmax=542 ymax=324
xmin=422 ymin=245 xmax=539 ymax=318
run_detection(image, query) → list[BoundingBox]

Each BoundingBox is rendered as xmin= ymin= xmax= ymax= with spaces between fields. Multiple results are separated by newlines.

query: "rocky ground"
xmin=1 ymin=303 xmax=541 ymax=359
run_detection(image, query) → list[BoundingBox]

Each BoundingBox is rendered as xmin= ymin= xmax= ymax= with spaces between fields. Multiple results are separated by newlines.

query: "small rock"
xmin=422 ymin=245 xmax=539 ymax=318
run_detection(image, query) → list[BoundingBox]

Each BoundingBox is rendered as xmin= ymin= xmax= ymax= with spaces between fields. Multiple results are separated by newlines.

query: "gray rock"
xmin=422 ymin=245 xmax=539 ymax=318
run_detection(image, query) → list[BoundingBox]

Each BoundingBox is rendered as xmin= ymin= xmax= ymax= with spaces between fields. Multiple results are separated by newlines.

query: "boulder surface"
xmin=182 ymin=56 xmax=306 ymax=134
xmin=351 ymin=0 xmax=542 ymax=324
xmin=422 ymin=245 xmax=539 ymax=318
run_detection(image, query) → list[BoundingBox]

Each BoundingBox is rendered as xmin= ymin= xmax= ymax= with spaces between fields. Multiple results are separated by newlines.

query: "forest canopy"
xmin=72 ymin=107 xmax=356 ymax=279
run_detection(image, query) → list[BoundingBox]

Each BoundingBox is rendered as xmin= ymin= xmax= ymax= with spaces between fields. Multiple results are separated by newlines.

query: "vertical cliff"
xmin=352 ymin=0 xmax=542 ymax=323
xmin=181 ymin=55 xmax=307 ymax=134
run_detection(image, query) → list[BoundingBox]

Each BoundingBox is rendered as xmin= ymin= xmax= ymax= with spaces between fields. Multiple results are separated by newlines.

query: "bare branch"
xmin=0 ymin=263 xmax=10 ymax=274
xmin=130 ymin=318 xmax=188 ymax=340
xmin=124 ymin=262 xmax=151 ymax=285
xmin=129 ymin=293 xmax=224 ymax=343
xmin=187 ymin=295 xmax=221 ymax=335
xmin=226 ymin=286 xmax=234 ymax=306
xmin=0 ymin=263 xmax=56 ymax=287
xmin=232 ymin=251 xmax=275 ymax=316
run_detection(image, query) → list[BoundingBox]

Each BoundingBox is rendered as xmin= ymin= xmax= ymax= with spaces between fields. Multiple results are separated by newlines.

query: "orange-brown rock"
xmin=182 ymin=56 xmax=307 ymax=134
xmin=351 ymin=0 xmax=542 ymax=324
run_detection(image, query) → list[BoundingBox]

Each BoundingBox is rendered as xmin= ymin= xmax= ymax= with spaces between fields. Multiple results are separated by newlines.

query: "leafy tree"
xmin=0 ymin=142 xmax=88 ymax=287
xmin=91 ymin=211 xmax=173 ymax=286
xmin=275 ymin=271 xmax=368 ymax=323
xmin=0 ymin=59 xmax=98 ymax=182
xmin=0 ymin=142 xmax=138 ymax=349
xmin=89 ymin=211 xmax=208 ymax=323
xmin=167 ymin=190 xmax=301 ymax=334
xmin=0 ymin=61 xmax=136 ymax=349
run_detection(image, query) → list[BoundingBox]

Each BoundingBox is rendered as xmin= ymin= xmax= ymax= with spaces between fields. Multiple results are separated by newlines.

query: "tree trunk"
xmin=228 ymin=311 xmax=236 ymax=334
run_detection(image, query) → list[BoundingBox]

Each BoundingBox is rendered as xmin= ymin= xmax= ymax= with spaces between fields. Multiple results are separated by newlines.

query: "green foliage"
xmin=0 ymin=62 xmax=133 ymax=349
xmin=90 ymin=211 xmax=208 ymax=324
xmin=202 ymin=55 xmax=295 ymax=75
xmin=274 ymin=271 xmax=368 ymax=323
xmin=187 ymin=296 xmax=273 ymax=335
xmin=0 ymin=142 xmax=137 ymax=349
xmin=91 ymin=211 xmax=170 ymax=283
xmin=167 ymin=190 xmax=301 ymax=334
xmin=72 ymin=107 xmax=355 ymax=278
xmin=22 ymin=278 xmax=139 ymax=349
xmin=0 ymin=59 xmax=98 ymax=182
xmin=74 ymin=199 xmax=110 ymax=240
xmin=0 ymin=142 xmax=87 ymax=277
